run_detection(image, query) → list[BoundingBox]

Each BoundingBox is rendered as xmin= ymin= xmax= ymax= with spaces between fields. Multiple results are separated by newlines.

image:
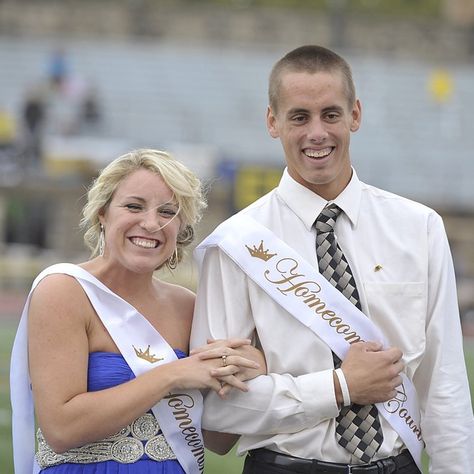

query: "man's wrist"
xmin=334 ymin=368 xmax=351 ymax=407
xmin=332 ymin=369 xmax=343 ymax=408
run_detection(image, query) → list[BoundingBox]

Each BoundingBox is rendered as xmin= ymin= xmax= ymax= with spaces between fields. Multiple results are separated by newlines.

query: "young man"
xmin=190 ymin=45 xmax=473 ymax=473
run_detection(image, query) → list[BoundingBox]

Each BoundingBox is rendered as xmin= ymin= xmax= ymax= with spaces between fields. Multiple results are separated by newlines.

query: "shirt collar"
xmin=276 ymin=168 xmax=362 ymax=230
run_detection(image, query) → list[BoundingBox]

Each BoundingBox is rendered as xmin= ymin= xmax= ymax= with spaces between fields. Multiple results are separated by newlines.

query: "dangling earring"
xmin=167 ymin=248 xmax=178 ymax=270
xmin=99 ymin=224 xmax=105 ymax=257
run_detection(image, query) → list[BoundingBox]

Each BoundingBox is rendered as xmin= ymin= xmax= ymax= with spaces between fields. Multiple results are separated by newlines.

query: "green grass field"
xmin=1 ymin=319 xmax=473 ymax=474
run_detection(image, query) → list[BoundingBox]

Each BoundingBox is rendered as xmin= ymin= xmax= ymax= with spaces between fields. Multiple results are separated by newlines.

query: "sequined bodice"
xmin=37 ymin=350 xmax=187 ymax=472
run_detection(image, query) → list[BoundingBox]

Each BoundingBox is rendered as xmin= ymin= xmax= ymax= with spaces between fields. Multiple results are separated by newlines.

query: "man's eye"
xmin=291 ymin=115 xmax=307 ymax=123
xmin=325 ymin=113 xmax=339 ymax=121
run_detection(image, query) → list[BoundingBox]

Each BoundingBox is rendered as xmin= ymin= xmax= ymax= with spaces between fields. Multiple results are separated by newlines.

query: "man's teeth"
xmin=131 ymin=238 xmax=158 ymax=249
xmin=305 ymin=148 xmax=332 ymax=158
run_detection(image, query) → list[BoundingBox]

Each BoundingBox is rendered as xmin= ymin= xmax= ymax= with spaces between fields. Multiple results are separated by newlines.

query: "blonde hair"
xmin=80 ymin=149 xmax=206 ymax=265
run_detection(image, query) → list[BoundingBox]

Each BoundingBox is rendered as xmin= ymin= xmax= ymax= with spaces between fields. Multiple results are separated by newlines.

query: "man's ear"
xmin=350 ymin=99 xmax=362 ymax=132
xmin=266 ymin=106 xmax=280 ymax=138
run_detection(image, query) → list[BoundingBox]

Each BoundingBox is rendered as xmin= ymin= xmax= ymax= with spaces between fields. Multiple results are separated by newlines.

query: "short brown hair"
xmin=268 ymin=45 xmax=356 ymax=112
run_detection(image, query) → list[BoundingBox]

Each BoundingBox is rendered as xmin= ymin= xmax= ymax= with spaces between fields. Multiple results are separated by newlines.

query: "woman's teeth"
xmin=130 ymin=237 xmax=158 ymax=249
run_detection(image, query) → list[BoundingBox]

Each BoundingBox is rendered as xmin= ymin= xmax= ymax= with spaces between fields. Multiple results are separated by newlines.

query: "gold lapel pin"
xmin=374 ymin=264 xmax=383 ymax=272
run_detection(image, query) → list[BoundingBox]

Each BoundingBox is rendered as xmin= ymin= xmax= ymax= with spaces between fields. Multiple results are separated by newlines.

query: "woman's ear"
xmin=98 ymin=208 xmax=106 ymax=226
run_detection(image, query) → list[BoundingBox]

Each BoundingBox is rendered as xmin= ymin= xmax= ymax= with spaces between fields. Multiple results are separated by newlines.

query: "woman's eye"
xmin=159 ymin=208 xmax=178 ymax=217
xmin=125 ymin=204 xmax=142 ymax=212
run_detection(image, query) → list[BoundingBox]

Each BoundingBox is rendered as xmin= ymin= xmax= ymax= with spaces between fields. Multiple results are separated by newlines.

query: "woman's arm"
xmin=28 ymin=275 xmax=259 ymax=453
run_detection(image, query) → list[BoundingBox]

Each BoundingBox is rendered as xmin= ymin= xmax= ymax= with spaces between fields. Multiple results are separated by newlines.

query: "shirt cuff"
xmin=298 ymin=368 xmax=340 ymax=422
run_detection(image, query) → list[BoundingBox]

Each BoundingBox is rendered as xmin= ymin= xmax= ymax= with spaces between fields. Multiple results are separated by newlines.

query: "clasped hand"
xmin=341 ymin=341 xmax=404 ymax=405
xmin=189 ymin=338 xmax=266 ymax=398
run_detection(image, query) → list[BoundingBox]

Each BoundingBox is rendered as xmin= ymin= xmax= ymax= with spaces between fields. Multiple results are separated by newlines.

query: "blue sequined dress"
xmin=39 ymin=351 xmax=187 ymax=474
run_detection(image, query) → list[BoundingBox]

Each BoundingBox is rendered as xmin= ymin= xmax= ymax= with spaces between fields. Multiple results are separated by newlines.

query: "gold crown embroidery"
xmin=133 ymin=345 xmax=163 ymax=363
xmin=245 ymin=240 xmax=277 ymax=261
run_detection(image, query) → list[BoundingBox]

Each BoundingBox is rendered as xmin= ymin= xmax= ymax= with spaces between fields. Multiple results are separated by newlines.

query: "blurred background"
xmin=1 ymin=0 xmax=473 ymax=472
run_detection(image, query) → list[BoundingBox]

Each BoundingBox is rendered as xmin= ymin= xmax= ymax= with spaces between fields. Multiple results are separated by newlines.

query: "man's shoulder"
xmin=241 ymin=188 xmax=278 ymax=214
xmin=197 ymin=190 xmax=277 ymax=249
xmin=361 ymin=181 xmax=438 ymax=218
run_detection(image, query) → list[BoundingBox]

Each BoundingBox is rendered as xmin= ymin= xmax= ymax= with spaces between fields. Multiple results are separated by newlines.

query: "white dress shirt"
xmin=190 ymin=169 xmax=473 ymax=473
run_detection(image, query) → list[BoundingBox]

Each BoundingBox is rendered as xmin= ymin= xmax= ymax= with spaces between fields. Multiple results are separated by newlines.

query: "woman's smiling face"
xmin=99 ymin=168 xmax=181 ymax=274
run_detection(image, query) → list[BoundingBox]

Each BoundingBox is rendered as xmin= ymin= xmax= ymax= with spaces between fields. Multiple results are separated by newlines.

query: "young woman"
xmin=11 ymin=149 xmax=265 ymax=474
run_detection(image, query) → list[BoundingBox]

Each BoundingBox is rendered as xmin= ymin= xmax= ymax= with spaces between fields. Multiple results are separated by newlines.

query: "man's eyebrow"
xmin=322 ymin=105 xmax=344 ymax=114
xmin=321 ymin=105 xmax=344 ymax=113
xmin=286 ymin=105 xmax=345 ymax=116
xmin=286 ymin=107 xmax=310 ymax=116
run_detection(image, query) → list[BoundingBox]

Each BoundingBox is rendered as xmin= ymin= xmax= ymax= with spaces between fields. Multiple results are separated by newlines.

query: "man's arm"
xmin=190 ymin=245 xmax=339 ymax=435
xmin=416 ymin=212 xmax=474 ymax=473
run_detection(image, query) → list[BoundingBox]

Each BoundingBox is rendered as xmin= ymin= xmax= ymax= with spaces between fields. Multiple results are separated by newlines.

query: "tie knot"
xmin=314 ymin=203 xmax=342 ymax=233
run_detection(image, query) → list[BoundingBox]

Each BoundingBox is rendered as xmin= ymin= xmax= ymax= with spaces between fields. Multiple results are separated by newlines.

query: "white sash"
xmin=195 ymin=214 xmax=423 ymax=471
xmin=10 ymin=263 xmax=204 ymax=474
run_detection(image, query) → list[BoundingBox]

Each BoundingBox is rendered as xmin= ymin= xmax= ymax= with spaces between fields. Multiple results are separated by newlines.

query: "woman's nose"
xmin=140 ymin=210 xmax=162 ymax=232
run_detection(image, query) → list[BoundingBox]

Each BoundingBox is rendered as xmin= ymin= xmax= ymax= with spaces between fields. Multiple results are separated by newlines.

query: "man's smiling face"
xmin=267 ymin=70 xmax=361 ymax=200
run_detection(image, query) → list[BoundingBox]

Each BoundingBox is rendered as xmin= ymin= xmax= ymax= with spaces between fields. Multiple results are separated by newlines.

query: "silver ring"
xmin=221 ymin=355 xmax=228 ymax=367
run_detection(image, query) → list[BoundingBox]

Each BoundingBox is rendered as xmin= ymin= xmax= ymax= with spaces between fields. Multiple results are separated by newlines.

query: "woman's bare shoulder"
xmin=155 ymin=279 xmax=195 ymax=318
xmin=156 ymin=278 xmax=195 ymax=299
xmin=28 ymin=273 xmax=91 ymax=324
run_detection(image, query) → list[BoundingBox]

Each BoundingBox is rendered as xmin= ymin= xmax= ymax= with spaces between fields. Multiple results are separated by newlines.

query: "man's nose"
xmin=308 ymin=118 xmax=328 ymax=143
